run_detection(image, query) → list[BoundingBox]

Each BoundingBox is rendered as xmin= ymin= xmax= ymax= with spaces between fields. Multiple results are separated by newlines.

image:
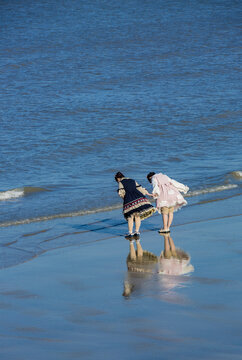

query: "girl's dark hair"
xmin=147 ymin=172 xmax=155 ymax=183
xmin=115 ymin=172 xmax=125 ymax=182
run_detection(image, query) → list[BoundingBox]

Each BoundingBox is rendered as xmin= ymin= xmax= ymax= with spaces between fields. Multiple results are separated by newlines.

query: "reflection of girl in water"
xmin=159 ymin=233 xmax=194 ymax=276
xmin=157 ymin=234 xmax=194 ymax=296
xmin=123 ymin=242 xmax=158 ymax=297
xmin=123 ymin=234 xmax=194 ymax=298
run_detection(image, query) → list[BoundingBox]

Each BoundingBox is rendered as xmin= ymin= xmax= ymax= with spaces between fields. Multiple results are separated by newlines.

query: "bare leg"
xmin=128 ymin=216 xmax=134 ymax=234
xmin=162 ymin=213 xmax=169 ymax=231
xmin=136 ymin=240 xmax=143 ymax=258
xmin=129 ymin=241 xmax=136 ymax=260
xmin=167 ymin=212 xmax=174 ymax=230
xmin=169 ymin=235 xmax=177 ymax=257
xmin=134 ymin=215 xmax=141 ymax=233
xmin=163 ymin=234 xmax=171 ymax=258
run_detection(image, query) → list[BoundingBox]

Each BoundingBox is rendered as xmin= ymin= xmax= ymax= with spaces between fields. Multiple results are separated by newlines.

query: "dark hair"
xmin=147 ymin=172 xmax=155 ymax=183
xmin=115 ymin=172 xmax=125 ymax=182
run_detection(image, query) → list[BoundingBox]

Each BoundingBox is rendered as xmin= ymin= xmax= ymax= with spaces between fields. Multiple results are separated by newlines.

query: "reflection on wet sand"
xmin=159 ymin=234 xmax=194 ymax=276
xmin=123 ymin=234 xmax=194 ymax=298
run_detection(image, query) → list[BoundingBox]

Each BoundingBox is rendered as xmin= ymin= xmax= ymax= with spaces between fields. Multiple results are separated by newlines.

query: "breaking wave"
xmin=230 ymin=171 xmax=242 ymax=179
xmin=0 ymin=187 xmax=49 ymax=201
xmin=185 ymin=184 xmax=238 ymax=197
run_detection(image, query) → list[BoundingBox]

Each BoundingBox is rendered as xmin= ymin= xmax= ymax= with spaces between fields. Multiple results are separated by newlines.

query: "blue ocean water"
xmin=0 ymin=0 xmax=241 ymax=226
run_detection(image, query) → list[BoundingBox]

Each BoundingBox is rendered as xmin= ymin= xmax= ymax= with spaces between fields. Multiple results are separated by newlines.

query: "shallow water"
xmin=0 ymin=0 xmax=241 ymax=226
xmin=0 ymin=201 xmax=241 ymax=360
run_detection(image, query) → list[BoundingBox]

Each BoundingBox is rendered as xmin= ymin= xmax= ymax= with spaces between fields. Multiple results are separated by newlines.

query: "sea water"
xmin=0 ymin=0 xmax=241 ymax=227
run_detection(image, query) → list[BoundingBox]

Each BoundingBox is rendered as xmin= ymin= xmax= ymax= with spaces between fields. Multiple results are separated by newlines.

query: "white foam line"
xmin=186 ymin=184 xmax=238 ymax=197
xmin=0 ymin=189 xmax=24 ymax=201
xmin=0 ymin=204 xmax=123 ymax=228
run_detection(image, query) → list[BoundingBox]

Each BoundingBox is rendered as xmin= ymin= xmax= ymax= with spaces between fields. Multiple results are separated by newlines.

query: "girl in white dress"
xmin=147 ymin=172 xmax=189 ymax=233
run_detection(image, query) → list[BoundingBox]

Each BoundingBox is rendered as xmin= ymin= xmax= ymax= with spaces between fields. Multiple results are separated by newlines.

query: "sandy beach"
xmin=0 ymin=194 xmax=241 ymax=360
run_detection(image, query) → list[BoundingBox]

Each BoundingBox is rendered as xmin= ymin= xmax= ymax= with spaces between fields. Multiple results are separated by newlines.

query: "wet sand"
xmin=0 ymin=195 xmax=242 ymax=360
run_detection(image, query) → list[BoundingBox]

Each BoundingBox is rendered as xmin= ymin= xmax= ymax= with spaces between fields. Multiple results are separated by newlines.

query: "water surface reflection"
xmin=123 ymin=234 xmax=194 ymax=300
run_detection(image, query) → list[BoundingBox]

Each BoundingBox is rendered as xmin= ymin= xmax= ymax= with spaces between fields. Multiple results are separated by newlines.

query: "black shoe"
xmin=158 ymin=229 xmax=170 ymax=234
xmin=133 ymin=232 xmax=140 ymax=240
xmin=125 ymin=233 xmax=134 ymax=240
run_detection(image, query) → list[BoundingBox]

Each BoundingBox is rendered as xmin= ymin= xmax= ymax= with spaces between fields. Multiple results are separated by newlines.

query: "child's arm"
xmin=117 ymin=181 xmax=125 ymax=198
xmin=135 ymin=181 xmax=149 ymax=196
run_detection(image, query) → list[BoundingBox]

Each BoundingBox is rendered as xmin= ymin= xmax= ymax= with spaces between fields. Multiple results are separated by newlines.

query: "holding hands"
xmin=146 ymin=192 xmax=158 ymax=198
